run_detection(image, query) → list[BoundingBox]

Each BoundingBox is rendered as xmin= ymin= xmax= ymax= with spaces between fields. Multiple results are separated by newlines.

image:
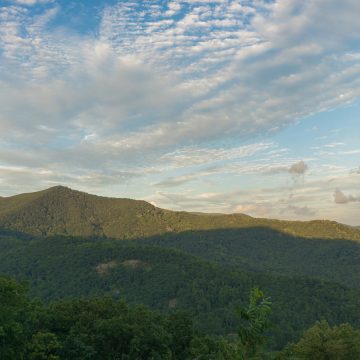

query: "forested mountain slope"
xmin=0 ymin=186 xmax=359 ymax=241
xmin=141 ymin=228 xmax=360 ymax=290
xmin=1 ymin=186 xmax=360 ymax=350
xmin=1 ymin=234 xmax=360 ymax=349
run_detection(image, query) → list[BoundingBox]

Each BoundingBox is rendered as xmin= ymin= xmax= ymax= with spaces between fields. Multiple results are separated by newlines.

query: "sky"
xmin=0 ymin=0 xmax=359 ymax=225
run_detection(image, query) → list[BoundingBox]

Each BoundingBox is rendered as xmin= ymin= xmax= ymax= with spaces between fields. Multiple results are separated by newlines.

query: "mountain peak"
xmin=48 ymin=185 xmax=70 ymax=190
xmin=46 ymin=185 xmax=77 ymax=193
xmin=43 ymin=185 xmax=94 ymax=199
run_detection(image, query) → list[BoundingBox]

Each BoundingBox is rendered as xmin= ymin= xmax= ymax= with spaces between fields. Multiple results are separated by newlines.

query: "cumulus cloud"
xmin=0 ymin=0 xmax=359 ymax=227
xmin=334 ymin=189 xmax=360 ymax=204
xmin=289 ymin=160 xmax=308 ymax=175
xmin=1 ymin=0 xmax=360 ymax=159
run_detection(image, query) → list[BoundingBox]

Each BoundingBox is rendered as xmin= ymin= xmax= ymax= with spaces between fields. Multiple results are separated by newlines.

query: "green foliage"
xmin=277 ymin=320 xmax=360 ymax=359
xmin=237 ymin=288 xmax=272 ymax=359
xmin=1 ymin=275 xmax=242 ymax=359
xmin=3 ymin=274 xmax=360 ymax=359
xmin=2 ymin=235 xmax=360 ymax=350
xmin=189 ymin=336 xmax=239 ymax=359
xmin=26 ymin=332 xmax=61 ymax=360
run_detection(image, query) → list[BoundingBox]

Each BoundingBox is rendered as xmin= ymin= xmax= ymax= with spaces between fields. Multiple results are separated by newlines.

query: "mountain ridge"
xmin=0 ymin=185 xmax=359 ymax=241
xmin=2 ymin=186 xmax=360 ymax=349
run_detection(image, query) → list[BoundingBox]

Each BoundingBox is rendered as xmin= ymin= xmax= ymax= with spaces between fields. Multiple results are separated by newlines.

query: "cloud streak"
xmin=0 ymin=0 xmax=359 ymax=225
xmin=1 ymin=0 xmax=360 ymax=156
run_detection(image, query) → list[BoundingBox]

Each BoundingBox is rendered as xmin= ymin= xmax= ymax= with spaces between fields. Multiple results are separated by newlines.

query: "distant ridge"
xmin=0 ymin=186 xmax=359 ymax=241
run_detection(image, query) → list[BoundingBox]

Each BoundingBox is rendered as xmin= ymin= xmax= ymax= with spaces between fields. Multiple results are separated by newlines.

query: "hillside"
xmin=2 ymin=186 xmax=360 ymax=350
xmin=0 ymin=186 xmax=359 ymax=241
xmin=141 ymin=228 xmax=360 ymax=290
xmin=2 ymin=234 xmax=360 ymax=350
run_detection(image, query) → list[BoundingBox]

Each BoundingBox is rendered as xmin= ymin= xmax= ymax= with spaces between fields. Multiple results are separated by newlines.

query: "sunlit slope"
xmin=0 ymin=186 xmax=359 ymax=241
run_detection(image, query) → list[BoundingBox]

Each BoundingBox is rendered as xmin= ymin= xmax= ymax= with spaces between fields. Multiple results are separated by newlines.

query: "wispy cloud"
xmin=6 ymin=0 xmax=51 ymax=5
xmin=158 ymin=142 xmax=273 ymax=168
xmin=2 ymin=0 xmax=360 ymax=155
xmin=0 ymin=0 xmax=359 ymax=224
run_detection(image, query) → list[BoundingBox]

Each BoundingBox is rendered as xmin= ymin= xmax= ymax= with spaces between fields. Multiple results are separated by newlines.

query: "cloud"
xmin=280 ymin=205 xmax=316 ymax=217
xmin=0 ymin=0 xmax=359 ymax=227
xmin=151 ymin=187 xmax=318 ymax=220
xmin=154 ymin=173 xmax=204 ymax=188
xmin=159 ymin=142 xmax=272 ymax=168
xmin=154 ymin=156 xmax=311 ymax=188
xmin=289 ymin=160 xmax=308 ymax=175
xmin=1 ymin=0 xmax=360 ymax=159
xmin=263 ymin=160 xmax=309 ymax=177
xmin=334 ymin=188 xmax=360 ymax=204
xmin=146 ymin=171 xmax=360 ymax=225
xmin=0 ymin=163 xmax=142 ymax=196
xmin=8 ymin=0 xmax=51 ymax=6
xmin=234 ymin=203 xmax=272 ymax=218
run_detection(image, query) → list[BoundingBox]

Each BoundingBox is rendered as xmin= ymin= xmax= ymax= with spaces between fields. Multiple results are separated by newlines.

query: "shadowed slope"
xmin=141 ymin=227 xmax=360 ymax=290
xmin=1 ymin=234 xmax=360 ymax=350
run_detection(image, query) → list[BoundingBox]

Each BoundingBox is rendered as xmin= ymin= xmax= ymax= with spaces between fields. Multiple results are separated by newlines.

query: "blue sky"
xmin=0 ymin=0 xmax=359 ymax=225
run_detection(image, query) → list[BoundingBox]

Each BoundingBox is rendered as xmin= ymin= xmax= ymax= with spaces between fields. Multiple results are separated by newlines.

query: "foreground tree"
xmin=237 ymin=287 xmax=272 ymax=359
xmin=278 ymin=320 xmax=360 ymax=359
xmin=0 ymin=276 xmax=33 ymax=359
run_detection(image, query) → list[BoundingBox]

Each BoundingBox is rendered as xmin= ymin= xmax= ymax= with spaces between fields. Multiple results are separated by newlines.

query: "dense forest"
xmin=1 ymin=186 xmax=360 ymax=358
xmin=2 ymin=275 xmax=360 ymax=359
xmin=139 ymin=228 xmax=360 ymax=289
xmin=2 ymin=233 xmax=360 ymax=352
